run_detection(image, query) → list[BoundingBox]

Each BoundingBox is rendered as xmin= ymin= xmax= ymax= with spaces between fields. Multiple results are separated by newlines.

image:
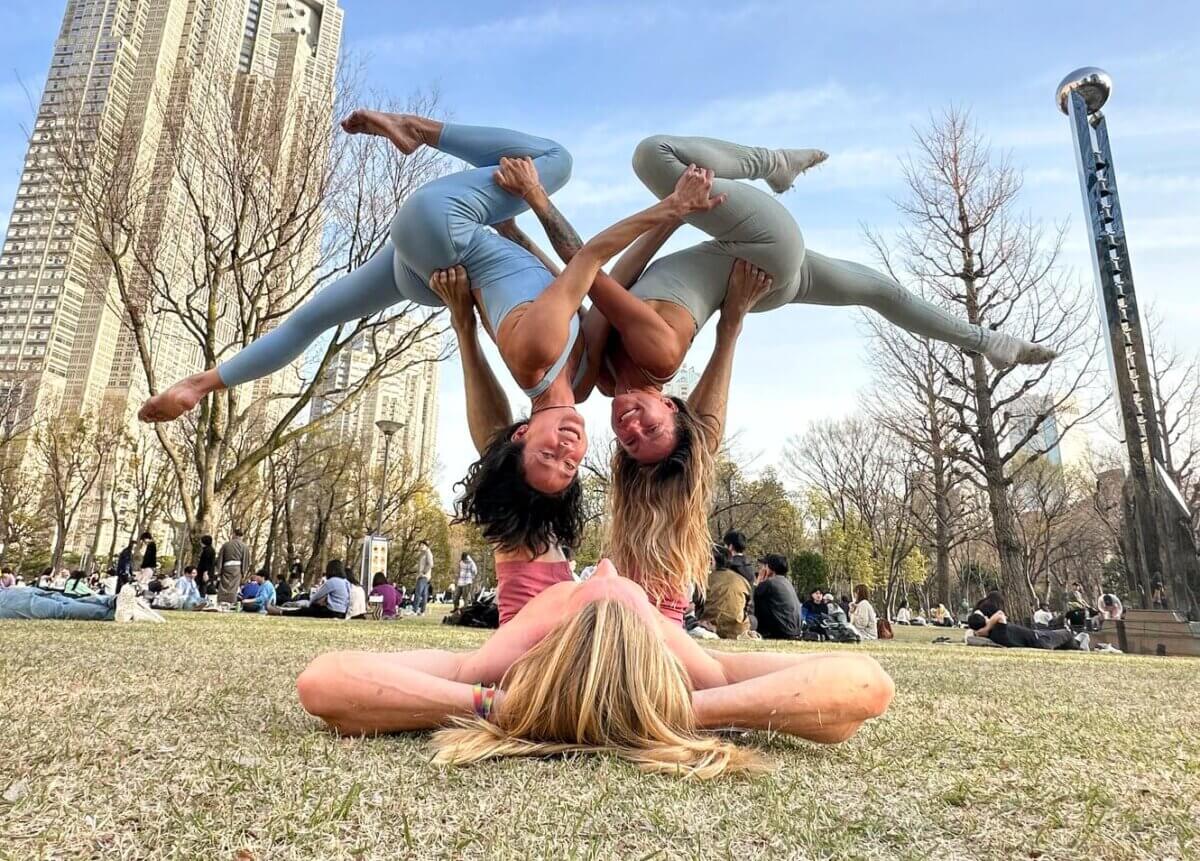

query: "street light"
xmin=363 ymin=419 xmax=404 ymax=587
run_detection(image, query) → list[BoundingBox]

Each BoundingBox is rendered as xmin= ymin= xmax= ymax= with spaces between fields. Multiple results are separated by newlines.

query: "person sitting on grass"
xmin=63 ymin=570 xmax=92 ymax=597
xmin=241 ymin=570 xmax=276 ymax=614
xmin=175 ymin=566 xmax=205 ymax=609
xmin=966 ymin=609 xmax=1089 ymax=651
xmin=1032 ymin=602 xmax=1054 ymax=628
xmin=238 ymin=576 xmax=260 ymax=604
xmin=894 ymin=600 xmax=912 ymax=624
xmin=849 ymin=584 xmax=878 ymax=641
xmin=295 ymin=560 xmax=895 ymax=779
xmin=753 ymin=554 xmax=803 ymax=640
xmin=800 ymin=588 xmax=829 ymax=625
xmin=272 ymin=560 xmax=351 ymax=619
xmin=696 ymin=546 xmax=751 ymax=639
xmin=346 ymin=573 xmax=368 ymax=620
xmin=370 ymin=572 xmax=400 ymax=620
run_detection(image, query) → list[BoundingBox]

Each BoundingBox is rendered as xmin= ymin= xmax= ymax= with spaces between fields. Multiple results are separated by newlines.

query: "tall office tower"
xmin=312 ymin=318 xmax=442 ymax=481
xmin=0 ymin=0 xmax=343 ymax=557
xmin=0 ymin=0 xmax=343 ymax=424
xmin=1006 ymin=394 xmax=1091 ymax=473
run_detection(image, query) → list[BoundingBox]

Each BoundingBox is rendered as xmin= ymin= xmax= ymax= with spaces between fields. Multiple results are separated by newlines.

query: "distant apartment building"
xmin=663 ymin=363 xmax=699 ymax=401
xmin=311 ymin=317 xmax=442 ymax=481
xmin=1006 ymin=394 xmax=1091 ymax=472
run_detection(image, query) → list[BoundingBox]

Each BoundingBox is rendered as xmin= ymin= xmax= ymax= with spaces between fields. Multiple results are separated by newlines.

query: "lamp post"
xmin=363 ymin=419 xmax=404 ymax=586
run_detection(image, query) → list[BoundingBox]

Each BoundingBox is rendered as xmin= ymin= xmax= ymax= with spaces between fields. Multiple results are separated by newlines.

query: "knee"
xmin=631 ymin=135 xmax=674 ymax=186
xmin=539 ymin=144 xmax=573 ymax=194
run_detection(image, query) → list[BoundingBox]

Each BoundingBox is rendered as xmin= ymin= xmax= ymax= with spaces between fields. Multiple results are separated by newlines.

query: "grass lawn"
xmin=1 ymin=611 xmax=1197 ymax=861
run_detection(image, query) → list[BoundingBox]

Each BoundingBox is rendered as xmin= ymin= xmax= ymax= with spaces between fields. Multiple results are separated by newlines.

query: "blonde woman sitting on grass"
xmin=296 ymin=560 xmax=894 ymax=779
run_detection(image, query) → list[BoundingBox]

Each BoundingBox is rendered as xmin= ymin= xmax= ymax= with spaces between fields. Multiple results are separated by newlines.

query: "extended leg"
xmin=798 ymin=250 xmax=1056 ymax=367
xmin=218 ymin=246 xmax=405 ymax=387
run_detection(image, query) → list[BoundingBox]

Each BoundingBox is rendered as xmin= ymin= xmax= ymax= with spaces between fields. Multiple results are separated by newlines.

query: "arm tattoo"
xmin=538 ymin=200 xmax=583 ymax=263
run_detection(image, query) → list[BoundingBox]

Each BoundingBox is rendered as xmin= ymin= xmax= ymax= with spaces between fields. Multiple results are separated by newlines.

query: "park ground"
xmin=0 ymin=614 xmax=1197 ymax=861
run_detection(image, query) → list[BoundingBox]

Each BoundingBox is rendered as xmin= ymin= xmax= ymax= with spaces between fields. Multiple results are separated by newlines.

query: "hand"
xmin=667 ymin=165 xmax=726 ymax=216
xmin=493 ymin=156 xmax=542 ymax=199
xmin=720 ymin=259 xmax=774 ymax=324
xmin=428 ymin=266 xmax=476 ymax=329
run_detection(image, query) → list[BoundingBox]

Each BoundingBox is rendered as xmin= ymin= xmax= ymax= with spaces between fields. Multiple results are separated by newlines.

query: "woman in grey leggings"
xmin=586 ymin=134 xmax=1057 ymax=466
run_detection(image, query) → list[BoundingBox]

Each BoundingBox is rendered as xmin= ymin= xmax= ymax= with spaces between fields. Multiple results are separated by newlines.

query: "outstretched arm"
xmin=692 ymin=653 xmax=894 ymax=743
xmin=494 ymin=157 xmax=583 ymax=266
xmin=429 ymin=267 xmax=513 ymax=453
xmin=687 ymin=260 xmax=773 ymax=452
xmin=296 ymin=649 xmax=480 ymax=735
xmin=501 ymin=167 xmax=725 ymax=373
xmin=610 ymin=219 xmax=682 ymax=287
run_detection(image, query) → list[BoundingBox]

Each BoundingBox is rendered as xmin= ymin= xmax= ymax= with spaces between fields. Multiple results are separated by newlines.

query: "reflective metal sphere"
xmin=1057 ymin=67 xmax=1112 ymax=115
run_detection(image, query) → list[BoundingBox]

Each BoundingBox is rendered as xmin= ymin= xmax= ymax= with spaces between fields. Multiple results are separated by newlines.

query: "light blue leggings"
xmin=218 ymin=124 xmax=572 ymax=387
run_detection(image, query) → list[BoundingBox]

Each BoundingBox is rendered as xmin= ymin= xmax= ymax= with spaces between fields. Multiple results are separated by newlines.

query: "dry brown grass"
xmin=1 ymin=613 xmax=1197 ymax=860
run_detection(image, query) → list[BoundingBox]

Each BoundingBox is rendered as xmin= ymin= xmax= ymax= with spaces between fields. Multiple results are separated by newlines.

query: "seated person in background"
xmin=1032 ymin=603 xmax=1054 ymax=628
xmin=849 ymin=584 xmax=878 ymax=641
xmin=273 ymin=560 xmax=350 ymax=618
xmin=698 ymin=547 xmax=752 ymax=639
xmin=240 ymin=570 xmax=276 ymax=614
xmin=1099 ymin=593 xmax=1123 ymax=621
xmin=801 ymin=588 xmax=829 ymax=625
xmin=238 ymin=577 xmax=261 ymax=604
xmin=967 ymin=610 xmax=1088 ymax=651
xmin=931 ymin=603 xmax=954 ymax=627
xmin=894 ymin=600 xmax=912 ymax=624
xmin=1 ymin=567 xmax=17 ymax=589
xmin=176 ymin=566 xmax=205 ymax=609
xmin=346 ymin=573 xmax=368 ymax=620
xmin=1064 ymin=580 xmax=1096 ymax=629
xmin=63 ymin=570 xmax=92 ymax=597
xmin=824 ymin=593 xmax=848 ymax=623
xmin=370 ymin=572 xmax=400 ymax=620
xmin=754 ymin=555 xmax=804 ymax=640
xmin=275 ymin=575 xmax=293 ymax=605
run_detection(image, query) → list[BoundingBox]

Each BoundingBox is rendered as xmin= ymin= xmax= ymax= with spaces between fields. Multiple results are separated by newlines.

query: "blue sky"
xmin=2 ymin=1 xmax=1198 ymax=504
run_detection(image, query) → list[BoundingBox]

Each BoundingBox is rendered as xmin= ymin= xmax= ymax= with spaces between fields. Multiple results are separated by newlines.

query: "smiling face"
xmin=611 ymin=392 xmax=679 ymax=464
xmin=513 ymin=408 xmax=588 ymax=494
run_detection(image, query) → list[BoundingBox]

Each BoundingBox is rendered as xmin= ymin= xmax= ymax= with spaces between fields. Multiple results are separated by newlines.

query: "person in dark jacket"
xmin=115 ymin=541 xmax=135 ymax=594
xmin=196 ymin=535 xmax=217 ymax=597
xmin=754 ymin=554 xmax=804 ymax=640
xmin=138 ymin=531 xmax=158 ymax=579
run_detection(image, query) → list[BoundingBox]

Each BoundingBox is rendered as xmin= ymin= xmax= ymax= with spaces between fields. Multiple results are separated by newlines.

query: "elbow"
xmin=296 ymin=652 xmax=351 ymax=730
xmin=856 ymin=655 xmax=895 ymax=720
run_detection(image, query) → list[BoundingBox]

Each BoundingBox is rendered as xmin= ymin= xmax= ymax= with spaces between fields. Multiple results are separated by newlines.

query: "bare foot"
xmin=766 ymin=148 xmax=829 ymax=193
xmin=984 ymin=332 xmax=1059 ymax=370
xmin=339 ymin=109 xmax=426 ymax=154
xmin=138 ymin=371 xmax=220 ymax=422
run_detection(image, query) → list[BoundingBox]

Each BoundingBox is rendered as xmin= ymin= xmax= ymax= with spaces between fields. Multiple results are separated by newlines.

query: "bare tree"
xmin=868 ymin=109 xmax=1106 ymax=620
xmin=786 ymin=416 xmax=920 ymax=611
xmin=47 ymin=65 xmax=453 ymax=552
xmin=35 ymin=412 xmax=120 ymax=570
xmin=863 ymin=312 xmax=986 ymax=608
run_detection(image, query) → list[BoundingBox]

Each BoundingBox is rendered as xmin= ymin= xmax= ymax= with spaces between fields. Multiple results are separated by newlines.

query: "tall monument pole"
xmin=1057 ymin=67 xmax=1200 ymax=618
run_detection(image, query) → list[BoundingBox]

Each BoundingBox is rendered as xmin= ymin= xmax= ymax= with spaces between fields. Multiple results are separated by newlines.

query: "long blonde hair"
xmin=605 ymin=398 xmax=715 ymax=605
xmin=431 ymin=598 xmax=767 ymax=779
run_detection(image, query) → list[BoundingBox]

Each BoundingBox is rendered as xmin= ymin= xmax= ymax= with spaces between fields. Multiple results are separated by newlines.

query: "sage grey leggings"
xmin=628 ymin=135 xmax=990 ymax=353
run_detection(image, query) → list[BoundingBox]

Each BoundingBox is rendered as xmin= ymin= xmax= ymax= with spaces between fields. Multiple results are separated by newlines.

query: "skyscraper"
xmin=0 ymin=0 xmax=343 ymax=423
xmin=0 ymin=0 xmax=343 ymax=558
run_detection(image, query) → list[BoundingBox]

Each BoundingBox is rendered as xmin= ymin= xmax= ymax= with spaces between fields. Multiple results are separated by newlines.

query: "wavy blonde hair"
xmin=604 ymin=398 xmax=715 ymax=606
xmin=431 ymin=598 xmax=768 ymax=779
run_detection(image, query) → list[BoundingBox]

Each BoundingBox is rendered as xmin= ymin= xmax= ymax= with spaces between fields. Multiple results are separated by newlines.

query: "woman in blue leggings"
xmin=139 ymin=112 xmax=724 ymax=504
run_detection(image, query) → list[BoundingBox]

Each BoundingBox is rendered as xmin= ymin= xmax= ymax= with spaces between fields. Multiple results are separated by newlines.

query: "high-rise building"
xmin=0 ymin=0 xmax=343 ymax=423
xmin=0 ymin=0 xmax=343 ymax=557
xmin=312 ymin=317 xmax=442 ymax=480
xmin=1006 ymin=394 xmax=1091 ymax=472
